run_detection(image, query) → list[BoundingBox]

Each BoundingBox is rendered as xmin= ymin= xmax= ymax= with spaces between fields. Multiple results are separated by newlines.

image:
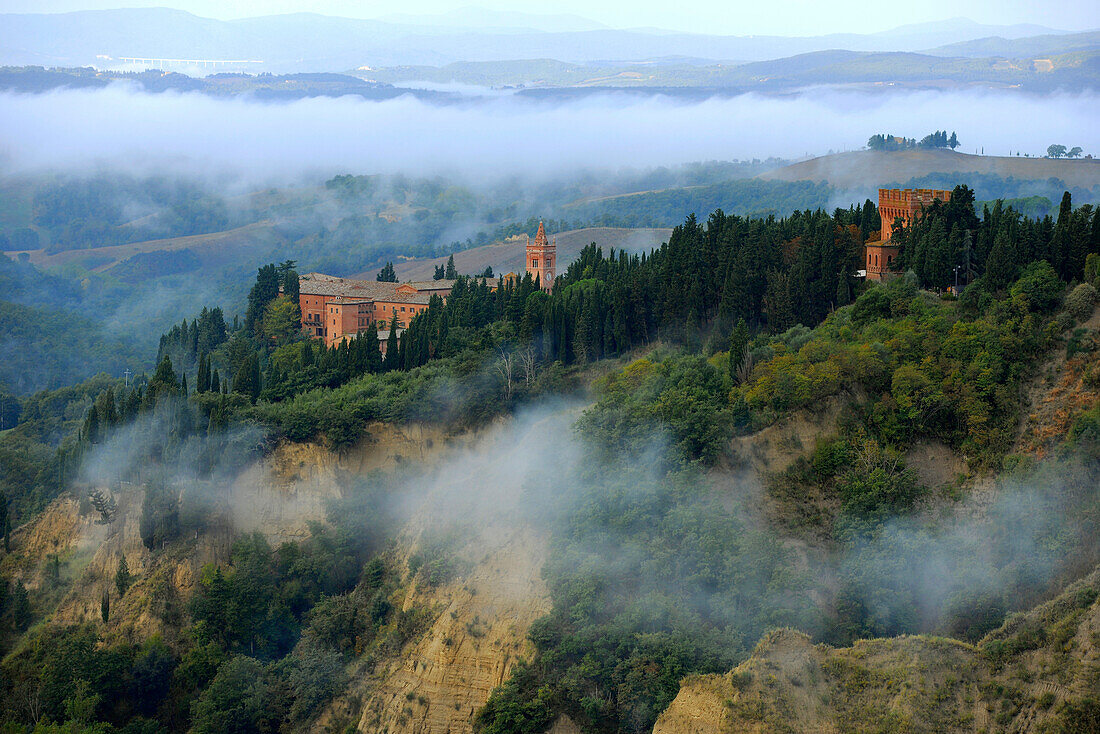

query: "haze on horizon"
xmin=4 ymin=0 xmax=1099 ymax=36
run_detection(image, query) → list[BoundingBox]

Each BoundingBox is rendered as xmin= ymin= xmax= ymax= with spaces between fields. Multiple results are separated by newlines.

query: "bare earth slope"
xmin=759 ymin=149 xmax=1100 ymax=189
xmin=654 ymin=567 xmax=1100 ymax=734
xmin=352 ymin=227 xmax=672 ymax=282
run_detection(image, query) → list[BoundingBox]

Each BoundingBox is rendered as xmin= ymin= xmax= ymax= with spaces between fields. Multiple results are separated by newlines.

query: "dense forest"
xmin=3 ymin=161 xmax=1098 ymax=403
xmin=1 ymin=184 xmax=1099 ymax=733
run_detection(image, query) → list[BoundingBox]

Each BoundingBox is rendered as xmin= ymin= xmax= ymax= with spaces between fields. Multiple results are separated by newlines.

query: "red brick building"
xmin=526 ymin=221 xmax=556 ymax=290
xmin=865 ymin=188 xmax=951 ymax=281
xmin=297 ymin=273 xmax=457 ymax=347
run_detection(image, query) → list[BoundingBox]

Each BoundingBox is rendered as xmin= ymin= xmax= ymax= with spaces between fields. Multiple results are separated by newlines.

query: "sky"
xmin=2 ymin=0 xmax=1098 ymax=36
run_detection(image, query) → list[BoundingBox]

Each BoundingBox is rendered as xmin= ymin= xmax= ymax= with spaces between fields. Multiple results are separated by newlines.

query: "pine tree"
xmin=232 ymin=353 xmax=262 ymax=401
xmin=377 ymin=262 xmax=398 ymax=282
xmin=434 ymin=264 xmax=446 ymax=280
xmin=149 ymin=355 xmax=178 ymax=401
xmin=100 ymin=588 xmax=110 ymax=623
xmin=89 ymin=488 xmax=116 ymax=524
xmin=244 ymin=264 xmax=280 ymax=336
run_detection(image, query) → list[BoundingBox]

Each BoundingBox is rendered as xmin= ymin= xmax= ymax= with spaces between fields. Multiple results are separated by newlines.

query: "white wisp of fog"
xmin=0 ymin=84 xmax=1097 ymax=182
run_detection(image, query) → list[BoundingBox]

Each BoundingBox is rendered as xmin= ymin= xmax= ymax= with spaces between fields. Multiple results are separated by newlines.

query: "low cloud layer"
xmin=2 ymin=85 xmax=1097 ymax=182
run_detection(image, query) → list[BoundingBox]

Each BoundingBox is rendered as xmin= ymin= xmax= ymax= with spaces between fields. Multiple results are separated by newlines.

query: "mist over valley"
xmin=2 ymin=4 xmax=1100 ymax=734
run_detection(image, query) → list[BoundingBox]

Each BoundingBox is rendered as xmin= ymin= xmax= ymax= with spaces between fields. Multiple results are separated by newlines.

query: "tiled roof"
xmin=299 ymin=273 xmax=441 ymax=304
xmin=328 ymin=296 xmax=374 ymax=305
xmin=405 ymin=280 xmax=458 ymax=291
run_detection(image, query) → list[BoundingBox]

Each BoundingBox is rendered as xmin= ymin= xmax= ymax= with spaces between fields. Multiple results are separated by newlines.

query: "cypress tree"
xmin=283 ymin=269 xmax=300 ymax=302
xmin=115 ymin=555 xmax=132 ymax=597
xmin=12 ymin=581 xmax=30 ymax=630
xmin=728 ymin=318 xmax=749 ymax=380
xmin=83 ymin=405 xmax=100 ymax=445
xmin=385 ymin=314 xmax=400 ymax=369
xmin=1051 ymin=192 xmax=1073 ymax=280
xmin=985 ymin=230 xmax=1018 ymax=289
xmin=445 ymin=255 xmax=458 ymax=279
xmin=365 ymin=322 xmax=383 ymax=373
xmin=211 ymin=369 xmax=220 ymax=393
xmin=101 ymin=390 xmax=118 ymax=427
xmin=0 ymin=493 xmax=9 ymax=552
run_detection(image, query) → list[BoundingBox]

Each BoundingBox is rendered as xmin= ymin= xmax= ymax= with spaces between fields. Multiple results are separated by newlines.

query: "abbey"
xmin=296 ymin=274 xmax=455 ymax=348
xmin=864 ymin=188 xmax=951 ymax=281
xmin=298 ymin=223 xmax=557 ymax=348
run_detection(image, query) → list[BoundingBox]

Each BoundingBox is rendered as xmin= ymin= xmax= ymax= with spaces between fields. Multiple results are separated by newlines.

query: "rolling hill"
xmin=760 ymin=148 xmax=1100 ymax=190
xmin=351 ymin=227 xmax=672 ymax=282
xmin=926 ymin=29 xmax=1100 ymax=58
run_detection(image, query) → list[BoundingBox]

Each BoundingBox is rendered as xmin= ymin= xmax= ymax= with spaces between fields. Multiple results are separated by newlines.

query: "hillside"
xmin=351 ymin=226 xmax=672 ymax=281
xmin=654 ymin=567 xmax=1100 ymax=733
xmin=760 ymin=148 xmax=1100 ymax=189
xmin=362 ymin=45 xmax=1100 ymax=91
xmin=927 ymin=29 xmax=1100 ymax=58
xmin=5 ymin=221 xmax=286 ymax=274
xmin=3 ymin=188 xmax=1099 ymax=734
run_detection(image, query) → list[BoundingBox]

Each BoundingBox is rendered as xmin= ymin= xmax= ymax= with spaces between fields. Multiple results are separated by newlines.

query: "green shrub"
xmin=1010 ymin=262 xmax=1064 ymax=312
xmin=1065 ymin=283 xmax=1098 ymax=322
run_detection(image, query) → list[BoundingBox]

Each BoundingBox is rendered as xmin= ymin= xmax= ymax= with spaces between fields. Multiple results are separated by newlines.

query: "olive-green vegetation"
xmin=475 ymin=274 xmax=1100 ymax=734
xmin=2 ymin=185 xmax=1098 ymax=734
xmin=0 ymin=458 xmax=428 ymax=733
xmin=472 ymin=190 xmax=1100 ymax=733
xmin=0 ymin=255 xmax=146 ymax=394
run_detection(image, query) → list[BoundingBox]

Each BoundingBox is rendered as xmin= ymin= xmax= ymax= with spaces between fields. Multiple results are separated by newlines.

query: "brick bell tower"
xmin=526 ymin=221 xmax=555 ymax=291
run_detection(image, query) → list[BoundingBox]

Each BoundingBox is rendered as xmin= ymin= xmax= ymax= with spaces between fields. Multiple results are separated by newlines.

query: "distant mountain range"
xmin=925 ymin=29 xmax=1100 ymax=58
xmin=366 ymin=46 xmax=1100 ymax=94
xmin=4 ymin=44 xmax=1098 ymax=99
xmin=0 ymin=8 xmax=1089 ymax=72
xmin=377 ymin=7 xmax=609 ymax=33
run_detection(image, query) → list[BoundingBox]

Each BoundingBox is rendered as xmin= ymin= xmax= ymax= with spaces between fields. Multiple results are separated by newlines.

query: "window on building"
xmin=532 ymin=259 xmax=539 ymax=268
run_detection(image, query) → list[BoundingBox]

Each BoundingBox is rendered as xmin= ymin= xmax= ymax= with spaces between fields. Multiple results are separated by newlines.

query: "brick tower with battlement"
xmin=865 ymin=188 xmax=952 ymax=281
xmin=526 ymin=221 xmax=556 ymax=291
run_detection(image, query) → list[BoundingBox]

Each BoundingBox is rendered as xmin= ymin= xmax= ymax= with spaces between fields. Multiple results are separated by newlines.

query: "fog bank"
xmin=2 ymin=85 xmax=1097 ymax=182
